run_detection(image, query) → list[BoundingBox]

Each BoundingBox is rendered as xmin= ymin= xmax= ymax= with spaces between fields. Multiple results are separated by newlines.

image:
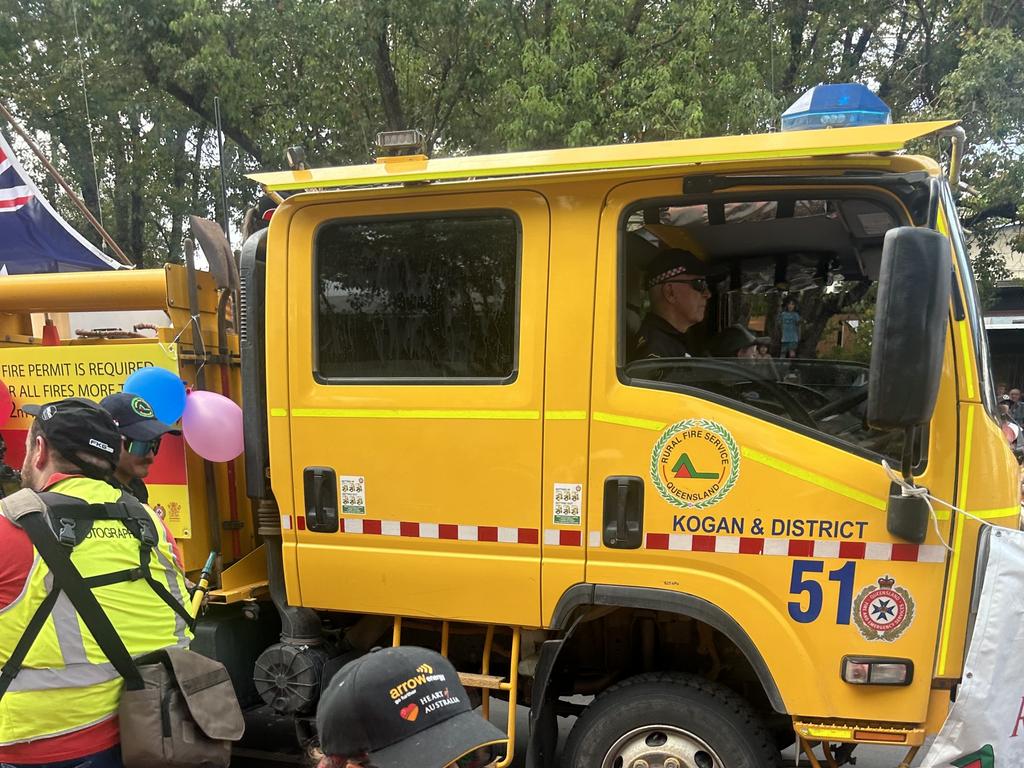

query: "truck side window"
xmin=315 ymin=212 xmax=519 ymax=381
xmin=620 ymin=195 xmax=918 ymax=461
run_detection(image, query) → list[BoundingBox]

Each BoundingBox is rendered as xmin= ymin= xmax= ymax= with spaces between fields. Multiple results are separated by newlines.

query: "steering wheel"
xmin=723 ymin=376 xmax=818 ymax=429
xmin=626 ymin=358 xmax=818 ymax=429
xmin=810 ymin=387 xmax=868 ymax=421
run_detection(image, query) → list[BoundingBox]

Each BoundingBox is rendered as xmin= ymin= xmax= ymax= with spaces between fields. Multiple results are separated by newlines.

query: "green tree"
xmin=0 ymin=0 xmax=1021 ymax=273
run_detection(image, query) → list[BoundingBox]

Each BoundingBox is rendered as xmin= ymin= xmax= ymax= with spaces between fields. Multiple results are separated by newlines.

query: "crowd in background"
xmin=996 ymin=383 xmax=1024 ymax=450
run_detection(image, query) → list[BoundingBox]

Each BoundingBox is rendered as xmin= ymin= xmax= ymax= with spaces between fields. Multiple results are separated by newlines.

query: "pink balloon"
xmin=0 ymin=380 xmax=11 ymax=427
xmin=181 ymin=390 xmax=243 ymax=462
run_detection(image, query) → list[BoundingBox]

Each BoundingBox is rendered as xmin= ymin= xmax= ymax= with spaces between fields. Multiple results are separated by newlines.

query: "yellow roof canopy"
xmin=248 ymin=120 xmax=958 ymax=192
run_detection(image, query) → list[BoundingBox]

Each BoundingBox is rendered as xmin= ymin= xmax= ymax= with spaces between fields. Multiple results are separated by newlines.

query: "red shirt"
xmin=0 ymin=473 xmax=185 ymax=763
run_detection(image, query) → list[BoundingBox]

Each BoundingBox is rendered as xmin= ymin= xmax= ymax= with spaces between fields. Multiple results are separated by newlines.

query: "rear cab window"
xmin=315 ymin=212 xmax=520 ymax=383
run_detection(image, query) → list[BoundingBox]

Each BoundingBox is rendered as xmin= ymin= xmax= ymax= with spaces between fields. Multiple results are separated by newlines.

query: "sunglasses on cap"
xmin=660 ymin=277 xmax=710 ymax=293
xmin=125 ymin=437 xmax=161 ymax=457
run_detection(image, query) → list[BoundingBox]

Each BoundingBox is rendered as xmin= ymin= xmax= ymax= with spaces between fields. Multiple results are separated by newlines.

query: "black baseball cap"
xmin=23 ymin=398 xmax=121 ymax=479
xmin=100 ymin=392 xmax=181 ymax=441
xmin=710 ymin=324 xmax=770 ymax=357
xmin=645 ymin=248 xmax=709 ymax=289
xmin=316 ymin=647 xmax=505 ymax=767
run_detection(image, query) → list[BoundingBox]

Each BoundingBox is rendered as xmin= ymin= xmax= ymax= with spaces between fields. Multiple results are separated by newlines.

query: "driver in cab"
xmin=632 ymin=249 xmax=711 ymax=359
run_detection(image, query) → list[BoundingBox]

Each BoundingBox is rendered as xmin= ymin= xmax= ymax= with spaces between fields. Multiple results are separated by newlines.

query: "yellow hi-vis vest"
xmin=0 ymin=477 xmax=192 ymax=746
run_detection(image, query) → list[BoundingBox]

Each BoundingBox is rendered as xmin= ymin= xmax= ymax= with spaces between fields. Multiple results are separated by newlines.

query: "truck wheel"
xmin=561 ymin=673 xmax=781 ymax=768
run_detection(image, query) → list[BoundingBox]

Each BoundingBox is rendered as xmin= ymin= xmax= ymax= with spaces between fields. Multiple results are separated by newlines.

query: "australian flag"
xmin=0 ymin=130 xmax=124 ymax=274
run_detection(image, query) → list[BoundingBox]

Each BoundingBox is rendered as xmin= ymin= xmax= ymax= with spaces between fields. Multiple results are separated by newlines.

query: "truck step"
xmin=458 ymin=672 xmax=507 ymax=690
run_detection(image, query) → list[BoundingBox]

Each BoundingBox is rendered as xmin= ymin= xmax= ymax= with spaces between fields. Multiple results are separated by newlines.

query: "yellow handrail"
xmin=388 ymin=617 xmax=520 ymax=767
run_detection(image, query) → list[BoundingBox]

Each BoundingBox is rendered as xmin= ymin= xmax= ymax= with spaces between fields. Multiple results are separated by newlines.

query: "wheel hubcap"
xmin=601 ymin=725 xmax=725 ymax=768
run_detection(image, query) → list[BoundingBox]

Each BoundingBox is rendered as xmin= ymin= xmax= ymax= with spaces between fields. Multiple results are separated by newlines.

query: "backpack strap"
xmin=10 ymin=508 xmax=145 ymax=693
xmin=113 ymin=493 xmax=196 ymax=631
xmin=33 ymin=491 xmax=193 ymax=629
xmin=0 ymin=488 xmax=193 ymax=700
xmin=0 ymin=583 xmax=61 ymax=700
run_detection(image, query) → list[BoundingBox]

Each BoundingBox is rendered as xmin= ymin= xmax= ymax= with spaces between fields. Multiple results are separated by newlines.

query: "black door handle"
xmin=303 ymin=466 xmax=339 ymax=533
xmin=603 ymin=476 xmax=644 ymax=549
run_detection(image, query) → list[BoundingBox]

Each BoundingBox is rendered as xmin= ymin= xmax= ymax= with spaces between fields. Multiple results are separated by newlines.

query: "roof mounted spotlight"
xmin=782 ymin=83 xmax=892 ymax=132
xmin=375 ymin=129 xmax=427 ymax=160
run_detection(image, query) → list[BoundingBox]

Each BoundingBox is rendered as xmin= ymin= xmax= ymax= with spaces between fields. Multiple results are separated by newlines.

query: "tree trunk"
xmin=372 ymin=17 xmax=406 ymax=131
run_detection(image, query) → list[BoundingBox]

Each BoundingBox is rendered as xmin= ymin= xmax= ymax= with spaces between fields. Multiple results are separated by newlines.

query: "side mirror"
xmin=867 ymin=227 xmax=951 ymax=544
xmin=867 ymin=227 xmax=951 ymax=430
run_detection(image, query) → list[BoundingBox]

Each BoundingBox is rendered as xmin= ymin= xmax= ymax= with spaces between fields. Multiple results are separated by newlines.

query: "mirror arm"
xmin=886 ymin=426 xmax=930 ymax=544
xmin=900 ymin=426 xmax=916 ymax=481
xmin=937 ymin=125 xmax=967 ymax=191
xmin=926 ymin=177 xmax=940 ymax=229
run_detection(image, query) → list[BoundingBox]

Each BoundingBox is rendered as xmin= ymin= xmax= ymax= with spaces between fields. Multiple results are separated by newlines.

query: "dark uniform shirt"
xmin=632 ymin=313 xmax=692 ymax=359
xmin=118 ymin=476 xmax=149 ymax=504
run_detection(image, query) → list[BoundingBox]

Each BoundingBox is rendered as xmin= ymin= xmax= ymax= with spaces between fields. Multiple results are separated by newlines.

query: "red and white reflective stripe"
xmin=644 ymin=533 xmax=946 ymax=562
xmin=284 ymin=515 xmax=944 ymax=562
xmin=335 ymin=517 xmax=540 ymax=544
xmin=543 ymin=529 xmax=582 ymax=547
xmin=283 ymin=514 xmax=582 ymax=546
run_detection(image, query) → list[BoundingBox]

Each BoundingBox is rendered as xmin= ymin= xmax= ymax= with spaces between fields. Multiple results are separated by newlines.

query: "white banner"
xmin=921 ymin=528 xmax=1024 ymax=768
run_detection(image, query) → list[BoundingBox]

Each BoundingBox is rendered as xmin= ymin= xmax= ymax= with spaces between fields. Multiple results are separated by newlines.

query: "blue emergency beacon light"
xmin=781 ymin=83 xmax=892 ymax=132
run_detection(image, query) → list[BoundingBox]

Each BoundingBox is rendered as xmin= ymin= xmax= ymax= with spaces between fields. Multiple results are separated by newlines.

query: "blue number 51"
xmin=787 ymin=560 xmax=855 ymax=624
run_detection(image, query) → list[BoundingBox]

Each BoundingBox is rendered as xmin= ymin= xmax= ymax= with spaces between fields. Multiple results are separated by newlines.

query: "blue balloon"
xmin=123 ymin=367 xmax=187 ymax=424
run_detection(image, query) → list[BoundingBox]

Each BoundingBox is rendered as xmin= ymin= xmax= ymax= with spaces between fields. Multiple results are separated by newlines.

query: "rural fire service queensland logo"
xmin=651 ymin=419 xmax=740 ymax=509
xmin=853 ymin=575 xmax=915 ymax=641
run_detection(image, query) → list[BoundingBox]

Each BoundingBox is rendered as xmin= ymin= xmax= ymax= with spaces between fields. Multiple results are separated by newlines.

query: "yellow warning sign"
xmin=0 ymin=343 xmax=192 ymax=539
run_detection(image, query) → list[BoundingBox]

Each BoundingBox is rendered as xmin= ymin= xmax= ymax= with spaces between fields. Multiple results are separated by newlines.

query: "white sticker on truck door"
xmin=553 ymin=483 xmax=583 ymax=526
xmin=340 ymin=475 xmax=366 ymax=515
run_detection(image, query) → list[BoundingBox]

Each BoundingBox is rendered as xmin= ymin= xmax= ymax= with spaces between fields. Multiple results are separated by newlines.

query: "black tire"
xmin=561 ymin=673 xmax=781 ymax=768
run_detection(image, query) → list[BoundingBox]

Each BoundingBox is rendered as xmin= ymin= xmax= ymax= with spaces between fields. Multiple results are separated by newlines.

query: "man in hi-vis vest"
xmin=0 ymin=398 xmax=192 ymax=768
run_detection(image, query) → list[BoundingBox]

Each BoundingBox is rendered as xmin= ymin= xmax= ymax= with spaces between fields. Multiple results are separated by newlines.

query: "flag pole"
xmin=213 ymin=96 xmax=231 ymax=249
xmin=0 ymin=101 xmax=133 ymax=266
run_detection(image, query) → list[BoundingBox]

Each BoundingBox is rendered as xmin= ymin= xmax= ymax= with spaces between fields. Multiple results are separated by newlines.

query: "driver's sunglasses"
xmin=125 ymin=437 xmax=161 ymax=457
xmin=661 ymin=278 xmax=710 ymax=293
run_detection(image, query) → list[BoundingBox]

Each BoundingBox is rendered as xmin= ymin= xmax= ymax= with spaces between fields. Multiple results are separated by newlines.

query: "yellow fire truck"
xmin=1 ymin=88 xmax=1018 ymax=767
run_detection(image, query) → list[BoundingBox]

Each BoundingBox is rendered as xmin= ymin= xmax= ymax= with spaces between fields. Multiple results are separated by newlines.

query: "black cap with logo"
xmin=23 ymin=398 xmax=121 ymax=479
xmin=316 ymin=646 xmax=505 ymax=767
xmin=100 ymin=392 xmax=181 ymax=441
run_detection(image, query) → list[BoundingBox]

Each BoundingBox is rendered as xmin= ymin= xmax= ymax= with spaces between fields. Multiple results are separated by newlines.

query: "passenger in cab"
xmin=709 ymin=325 xmax=765 ymax=359
xmin=632 ymin=249 xmax=711 ymax=359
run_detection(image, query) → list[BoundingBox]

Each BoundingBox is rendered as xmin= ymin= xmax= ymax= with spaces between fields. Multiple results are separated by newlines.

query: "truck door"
xmin=583 ymin=177 xmax=959 ymax=722
xmin=283 ymin=191 xmax=549 ymax=627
